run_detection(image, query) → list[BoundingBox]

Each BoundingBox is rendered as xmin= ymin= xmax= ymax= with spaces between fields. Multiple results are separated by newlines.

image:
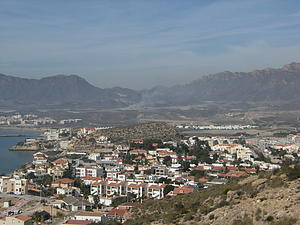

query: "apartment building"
xmin=0 ymin=176 xmax=28 ymax=195
xmin=75 ymin=166 xmax=104 ymax=178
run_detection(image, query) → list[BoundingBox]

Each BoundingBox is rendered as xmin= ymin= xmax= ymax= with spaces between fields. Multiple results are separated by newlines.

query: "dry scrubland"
xmin=125 ymin=168 xmax=300 ymax=225
xmin=95 ymin=122 xmax=180 ymax=142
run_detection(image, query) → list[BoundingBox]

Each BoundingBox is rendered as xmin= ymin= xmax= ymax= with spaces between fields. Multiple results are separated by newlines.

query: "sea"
xmin=0 ymin=129 xmax=39 ymax=175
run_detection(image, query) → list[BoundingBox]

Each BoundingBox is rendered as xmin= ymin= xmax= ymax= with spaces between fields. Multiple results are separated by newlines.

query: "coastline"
xmin=0 ymin=134 xmax=26 ymax=137
xmin=0 ymin=126 xmax=45 ymax=132
xmin=0 ymin=129 xmax=37 ymax=174
xmin=9 ymin=148 xmax=39 ymax=152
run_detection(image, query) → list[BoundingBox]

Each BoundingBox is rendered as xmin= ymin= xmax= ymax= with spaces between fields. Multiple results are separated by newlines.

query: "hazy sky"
xmin=1 ymin=0 xmax=300 ymax=89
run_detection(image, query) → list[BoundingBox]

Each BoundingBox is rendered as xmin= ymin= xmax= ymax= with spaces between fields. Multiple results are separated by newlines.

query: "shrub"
xmin=216 ymin=200 xmax=230 ymax=208
xmin=274 ymin=217 xmax=297 ymax=225
xmin=255 ymin=208 xmax=262 ymax=221
xmin=270 ymin=176 xmax=285 ymax=188
xmin=209 ymin=214 xmax=215 ymax=220
xmin=232 ymin=215 xmax=253 ymax=225
xmin=184 ymin=213 xmax=194 ymax=221
xmin=266 ymin=215 xmax=274 ymax=222
xmin=285 ymin=165 xmax=300 ymax=181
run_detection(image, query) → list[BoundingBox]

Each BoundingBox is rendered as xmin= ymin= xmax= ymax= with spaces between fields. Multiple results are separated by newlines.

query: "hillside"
xmin=0 ymin=74 xmax=141 ymax=108
xmin=124 ymin=166 xmax=300 ymax=225
xmin=142 ymin=62 xmax=300 ymax=106
xmin=95 ymin=122 xmax=180 ymax=142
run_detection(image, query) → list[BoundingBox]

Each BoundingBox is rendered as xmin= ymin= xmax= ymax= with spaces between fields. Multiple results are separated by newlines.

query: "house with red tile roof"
xmin=147 ymin=184 xmax=167 ymax=199
xmin=107 ymin=208 xmax=128 ymax=223
xmin=73 ymin=211 xmax=106 ymax=223
xmin=106 ymin=181 xmax=126 ymax=197
xmin=223 ymin=170 xmax=246 ymax=178
xmin=131 ymin=139 xmax=143 ymax=144
xmin=32 ymin=152 xmax=48 ymax=165
xmin=127 ymin=183 xmax=147 ymax=198
xmin=52 ymin=178 xmax=75 ymax=188
xmin=90 ymin=180 xmax=107 ymax=196
xmin=169 ymin=187 xmax=195 ymax=196
xmin=81 ymin=176 xmax=104 ymax=186
xmin=129 ymin=149 xmax=147 ymax=156
xmin=0 ymin=216 xmax=32 ymax=225
xmin=53 ymin=159 xmax=69 ymax=169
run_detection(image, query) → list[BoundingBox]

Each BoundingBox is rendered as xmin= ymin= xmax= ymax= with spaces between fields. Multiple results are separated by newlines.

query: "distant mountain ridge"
xmin=1 ymin=62 xmax=300 ymax=109
xmin=142 ymin=62 xmax=300 ymax=106
xmin=0 ymin=73 xmax=141 ymax=108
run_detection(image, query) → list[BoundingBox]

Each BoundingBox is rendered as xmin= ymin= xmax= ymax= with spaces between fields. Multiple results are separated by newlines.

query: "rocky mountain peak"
xmin=282 ymin=62 xmax=300 ymax=71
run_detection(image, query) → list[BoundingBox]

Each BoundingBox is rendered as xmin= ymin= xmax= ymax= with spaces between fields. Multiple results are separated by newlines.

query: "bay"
xmin=0 ymin=129 xmax=39 ymax=175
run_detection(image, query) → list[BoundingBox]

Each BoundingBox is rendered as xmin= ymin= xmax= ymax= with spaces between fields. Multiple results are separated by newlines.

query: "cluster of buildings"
xmin=175 ymin=124 xmax=257 ymax=130
xmin=1 ymin=127 xmax=300 ymax=224
xmin=0 ymin=113 xmax=81 ymax=127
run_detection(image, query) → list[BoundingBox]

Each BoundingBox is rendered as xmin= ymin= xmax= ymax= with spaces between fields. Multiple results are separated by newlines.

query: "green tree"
xmin=163 ymin=156 xmax=172 ymax=166
xmin=31 ymin=211 xmax=50 ymax=224
xmin=144 ymin=169 xmax=153 ymax=175
xmin=163 ymin=185 xmax=174 ymax=196
xmin=25 ymin=172 xmax=36 ymax=180
xmin=93 ymin=195 xmax=101 ymax=209
xmin=189 ymin=140 xmax=212 ymax=163
xmin=62 ymin=167 xmax=73 ymax=178
xmin=180 ymin=160 xmax=190 ymax=172
xmin=37 ymin=175 xmax=52 ymax=186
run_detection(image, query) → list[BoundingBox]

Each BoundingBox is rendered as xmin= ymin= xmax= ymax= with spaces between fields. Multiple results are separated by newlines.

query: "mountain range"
xmin=1 ymin=62 xmax=300 ymax=109
xmin=142 ymin=62 xmax=300 ymax=106
xmin=0 ymin=74 xmax=141 ymax=108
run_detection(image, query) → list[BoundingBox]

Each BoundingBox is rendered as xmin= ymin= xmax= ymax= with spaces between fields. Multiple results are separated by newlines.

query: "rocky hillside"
xmin=125 ymin=166 xmax=300 ymax=225
xmin=95 ymin=122 xmax=180 ymax=142
xmin=142 ymin=62 xmax=300 ymax=106
xmin=0 ymin=74 xmax=141 ymax=108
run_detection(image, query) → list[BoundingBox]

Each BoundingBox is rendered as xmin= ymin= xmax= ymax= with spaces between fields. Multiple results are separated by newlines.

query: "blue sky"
xmin=1 ymin=0 xmax=300 ymax=89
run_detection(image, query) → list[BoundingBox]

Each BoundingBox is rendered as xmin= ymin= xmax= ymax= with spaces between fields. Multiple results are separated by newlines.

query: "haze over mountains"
xmin=1 ymin=62 xmax=300 ymax=109
xmin=142 ymin=62 xmax=300 ymax=106
xmin=0 ymin=74 xmax=141 ymax=108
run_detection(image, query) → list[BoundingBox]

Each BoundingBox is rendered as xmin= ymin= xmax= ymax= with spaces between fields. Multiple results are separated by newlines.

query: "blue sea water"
xmin=0 ymin=129 xmax=39 ymax=174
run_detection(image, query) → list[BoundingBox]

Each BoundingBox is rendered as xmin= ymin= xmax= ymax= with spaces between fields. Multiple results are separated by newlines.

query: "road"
xmin=0 ymin=193 xmax=48 ymax=201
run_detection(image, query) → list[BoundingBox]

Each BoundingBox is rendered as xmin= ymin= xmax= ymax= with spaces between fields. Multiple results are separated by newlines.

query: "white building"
xmin=75 ymin=166 xmax=104 ymax=178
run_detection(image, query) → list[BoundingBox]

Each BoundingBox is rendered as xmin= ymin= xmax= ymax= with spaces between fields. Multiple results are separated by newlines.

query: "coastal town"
xmin=0 ymin=113 xmax=82 ymax=127
xmin=0 ymin=121 xmax=299 ymax=225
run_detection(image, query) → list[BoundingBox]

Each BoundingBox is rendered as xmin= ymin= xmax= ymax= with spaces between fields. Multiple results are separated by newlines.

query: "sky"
xmin=1 ymin=0 xmax=300 ymax=89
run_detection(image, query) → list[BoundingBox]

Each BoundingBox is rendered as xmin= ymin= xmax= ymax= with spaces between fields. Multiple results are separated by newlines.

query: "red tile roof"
xmin=15 ymin=216 xmax=31 ymax=221
xmin=224 ymin=171 xmax=246 ymax=178
xmin=54 ymin=159 xmax=68 ymax=164
xmin=128 ymin=183 xmax=145 ymax=188
xmin=198 ymin=178 xmax=208 ymax=182
xmin=91 ymin=180 xmax=107 ymax=186
xmin=108 ymin=182 xmax=121 ymax=187
xmin=242 ymin=168 xmax=257 ymax=174
xmin=75 ymin=211 xmax=105 ymax=217
xmin=157 ymin=151 xmax=177 ymax=156
xmin=108 ymin=208 xmax=128 ymax=217
xmin=173 ymin=187 xmax=194 ymax=195
xmin=82 ymin=176 xmax=103 ymax=181
xmin=53 ymin=178 xmax=75 ymax=184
